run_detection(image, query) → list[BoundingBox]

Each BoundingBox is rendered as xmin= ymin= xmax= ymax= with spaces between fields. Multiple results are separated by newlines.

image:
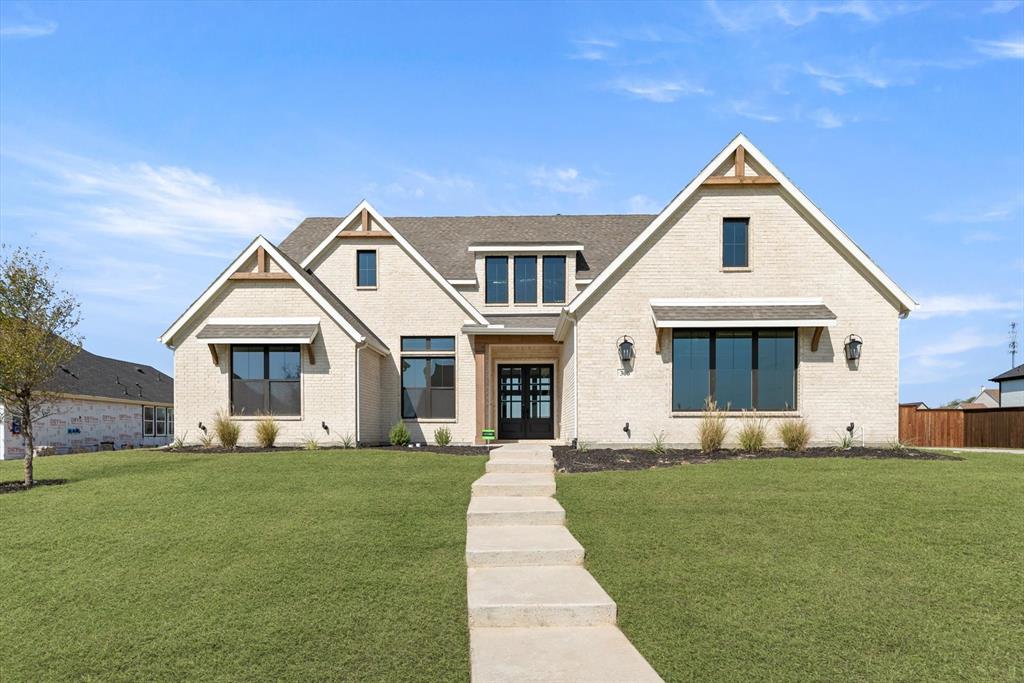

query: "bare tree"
xmin=0 ymin=247 xmax=82 ymax=487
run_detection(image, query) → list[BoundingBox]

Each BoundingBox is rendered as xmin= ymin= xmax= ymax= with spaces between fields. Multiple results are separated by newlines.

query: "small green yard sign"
xmin=481 ymin=429 xmax=496 ymax=443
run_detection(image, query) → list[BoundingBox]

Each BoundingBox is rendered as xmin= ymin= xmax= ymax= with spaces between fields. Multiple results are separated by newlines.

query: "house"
xmin=0 ymin=346 xmax=174 ymax=459
xmin=161 ymin=134 xmax=916 ymax=448
xmin=990 ymin=364 xmax=1024 ymax=407
xmin=958 ymin=387 xmax=1000 ymax=410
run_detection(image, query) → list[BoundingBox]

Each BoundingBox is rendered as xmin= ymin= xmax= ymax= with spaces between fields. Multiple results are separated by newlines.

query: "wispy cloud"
xmin=610 ymin=78 xmax=709 ymax=102
xmin=902 ymin=327 xmax=1004 ymax=384
xmin=706 ymin=0 xmax=922 ymax=32
xmin=982 ymin=1 xmax=1021 ymax=13
xmin=528 ymin=167 xmax=597 ymax=195
xmin=914 ymin=295 xmax=1021 ymax=320
xmin=2 ymin=147 xmax=302 ymax=257
xmin=808 ymin=108 xmax=847 ymax=129
xmin=363 ymin=168 xmax=476 ymax=203
xmin=730 ymin=101 xmax=782 ymax=123
xmin=0 ymin=19 xmax=57 ymax=38
xmin=972 ymin=36 xmax=1024 ymax=59
xmin=927 ymin=195 xmax=1024 ymax=224
xmin=804 ymin=63 xmax=901 ymax=90
xmin=627 ymin=194 xmax=660 ymax=213
xmin=963 ymin=229 xmax=1004 ymax=243
xmin=570 ymin=38 xmax=617 ymax=61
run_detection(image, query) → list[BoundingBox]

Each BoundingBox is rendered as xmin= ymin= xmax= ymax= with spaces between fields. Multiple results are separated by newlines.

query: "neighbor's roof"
xmin=45 ymin=347 xmax=173 ymax=404
xmin=990 ymin=364 xmax=1024 ymax=382
xmin=278 ymin=215 xmax=655 ymax=281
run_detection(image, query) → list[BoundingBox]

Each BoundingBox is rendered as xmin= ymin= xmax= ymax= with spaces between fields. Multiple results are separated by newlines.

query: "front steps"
xmin=465 ymin=444 xmax=662 ymax=682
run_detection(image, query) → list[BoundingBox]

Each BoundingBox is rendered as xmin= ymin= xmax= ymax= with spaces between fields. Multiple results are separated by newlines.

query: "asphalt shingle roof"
xmin=197 ymin=323 xmax=320 ymax=341
xmin=45 ymin=347 xmax=173 ymax=404
xmin=990 ymin=363 xmax=1024 ymax=382
xmin=485 ymin=314 xmax=561 ymax=331
xmin=651 ymin=303 xmax=837 ymax=322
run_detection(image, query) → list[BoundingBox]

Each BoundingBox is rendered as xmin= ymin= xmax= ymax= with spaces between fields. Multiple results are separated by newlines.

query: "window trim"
xmin=400 ymin=353 xmax=457 ymax=421
xmin=356 ymin=248 xmax=378 ymax=289
xmin=671 ymin=328 xmax=798 ymax=412
xmin=514 ymin=255 xmax=538 ymax=304
xmin=143 ymin=406 xmax=155 ymax=437
xmin=542 ymin=255 xmax=566 ymax=304
xmin=485 ymin=256 xmax=509 ymax=304
xmin=229 ymin=344 xmax=303 ymax=417
xmin=722 ymin=217 xmax=750 ymax=270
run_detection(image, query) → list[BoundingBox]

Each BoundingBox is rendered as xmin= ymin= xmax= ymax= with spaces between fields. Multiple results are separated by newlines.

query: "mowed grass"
xmin=557 ymin=451 xmax=1024 ymax=682
xmin=0 ymin=448 xmax=486 ymax=682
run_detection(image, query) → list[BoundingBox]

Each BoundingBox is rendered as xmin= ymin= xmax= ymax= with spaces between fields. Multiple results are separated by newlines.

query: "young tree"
xmin=0 ymin=247 xmax=82 ymax=487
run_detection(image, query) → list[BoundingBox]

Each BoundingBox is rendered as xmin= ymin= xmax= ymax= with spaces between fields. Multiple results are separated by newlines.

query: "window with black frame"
xmin=672 ymin=329 xmax=796 ymax=411
xmin=485 ymin=256 xmax=508 ymax=304
xmin=143 ymin=406 xmax=155 ymax=436
xmin=514 ymin=256 xmax=537 ymax=303
xmin=723 ymin=217 xmax=749 ymax=268
xmin=542 ymin=255 xmax=565 ymax=303
xmin=231 ymin=345 xmax=301 ymax=416
xmin=401 ymin=336 xmax=455 ymax=419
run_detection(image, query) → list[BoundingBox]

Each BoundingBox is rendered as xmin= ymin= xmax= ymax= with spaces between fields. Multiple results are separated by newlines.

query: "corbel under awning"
xmin=197 ymin=317 xmax=322 ymax=364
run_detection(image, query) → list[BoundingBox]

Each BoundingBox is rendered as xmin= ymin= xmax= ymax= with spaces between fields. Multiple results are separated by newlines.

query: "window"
xmin=401 ymin=337 xmax=456 ymax=419
xmin=231 ymin=345 xmax=302 ymax=416
xmin=514 ymin=256 xmax=537 ymax=303
xmin=485 ymin=256 xmax=508 ymax=304
xmin=723 ymin=218 xmax=749 ymax=268
xmin=357 ymin=250 xmax=377 ymax=288
xmin=156 ymin=407 xmax=167 ymax=436
xmin=672 ymin=329 xmax=796 ymax=411
xmin=143 ymin=406 xmax=155 ymax=436
xmin=167 ymin=408 xmax=174 ymax=436
xmin=542 ymin=256 xmax=565 ymax=304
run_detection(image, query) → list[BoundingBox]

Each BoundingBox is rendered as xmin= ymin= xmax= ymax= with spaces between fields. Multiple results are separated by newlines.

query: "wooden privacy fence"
xmin=899 ymin=405 xmax=1024 ymax=448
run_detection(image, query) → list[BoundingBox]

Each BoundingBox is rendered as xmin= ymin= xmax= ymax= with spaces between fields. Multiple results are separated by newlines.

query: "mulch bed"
xmin=0 ymin=479 xmax=68 ymax=495
xmin=553 ymin=445 xmax=962 ymax=473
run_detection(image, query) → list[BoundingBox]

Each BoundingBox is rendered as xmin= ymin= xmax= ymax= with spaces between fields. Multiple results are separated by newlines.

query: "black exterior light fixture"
xmin=198 ymin=421 xmax=207 ymax=433
xmin=617 ymin=335 xmax=635 ymax=364
xmin=844 ymin=334 xmax=863 ymax=362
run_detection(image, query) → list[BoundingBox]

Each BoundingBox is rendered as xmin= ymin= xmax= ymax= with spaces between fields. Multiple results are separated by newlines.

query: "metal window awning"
xmin=197 ymin=317 xmax=321 ymax=344
xmin=650 ymin=298 xmax=838 ymax=328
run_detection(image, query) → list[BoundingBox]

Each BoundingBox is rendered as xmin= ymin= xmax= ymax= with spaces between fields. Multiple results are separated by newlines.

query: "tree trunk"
xmin=21 ymin=403 xmax=34 ymax=488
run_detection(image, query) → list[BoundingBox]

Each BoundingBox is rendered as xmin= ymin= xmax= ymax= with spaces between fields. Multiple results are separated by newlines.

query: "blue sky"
xmin=1 ymin=0 xmax=1022 ymax=406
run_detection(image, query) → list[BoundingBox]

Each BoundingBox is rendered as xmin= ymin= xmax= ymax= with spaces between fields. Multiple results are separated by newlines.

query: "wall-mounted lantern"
xmin=617 ymin=336 xmax=635 ymax=363
xmin=844 ymin=334 xmax=863 ymax=362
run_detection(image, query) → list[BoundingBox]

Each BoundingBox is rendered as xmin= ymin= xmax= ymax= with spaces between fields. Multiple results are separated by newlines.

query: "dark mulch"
xmin=0 ymin=479 xmax=69 ymax=495
xmin=374 ymin=445 xmax=493 ymax=456
xmin=553 ymin=445 xmax=962 ymax=473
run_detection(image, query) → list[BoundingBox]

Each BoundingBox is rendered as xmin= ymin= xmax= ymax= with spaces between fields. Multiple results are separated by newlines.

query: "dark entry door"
xmin=498 ymin=365 xmax=554 ymax=440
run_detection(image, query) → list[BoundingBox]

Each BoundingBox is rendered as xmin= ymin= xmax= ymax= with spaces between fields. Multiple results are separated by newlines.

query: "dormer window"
xmin=723 ymin=218 xmax=749 ymax=269
xmin=543 ymin=256 xmax=565 ymax=303
xmin=485 ymin=256 xmax=508 ymax=304
xmin=514 ymin=256 xmax=537 ymax=304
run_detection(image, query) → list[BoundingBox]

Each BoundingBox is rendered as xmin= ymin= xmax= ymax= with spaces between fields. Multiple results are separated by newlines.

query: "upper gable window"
xmin=357 ymin=250 xmax=377 ymax=288
xmin=514 ymin=256 xmax=537 ymax=304
xmin=542 ymin=256 xmax=565 ymax=304
xmin=723 ymin=218 xmax=749 ymax=269
xmin=485 ymin=256 xmax=509 ymax=304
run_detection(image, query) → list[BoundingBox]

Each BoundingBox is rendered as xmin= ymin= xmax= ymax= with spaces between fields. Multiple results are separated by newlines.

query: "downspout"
xmin=573 ymin=317 xmax=579 ymax=443
xmin=354 ymin=342 xmax=363 ymax=445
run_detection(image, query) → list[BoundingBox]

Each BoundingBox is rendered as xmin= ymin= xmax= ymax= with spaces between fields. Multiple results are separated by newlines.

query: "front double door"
xmin=497 ymin=364 xmax=554 ymax=440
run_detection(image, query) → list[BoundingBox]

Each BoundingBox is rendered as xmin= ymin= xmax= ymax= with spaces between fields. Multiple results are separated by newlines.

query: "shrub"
xmin=576 ymin=440 xmax=593 ymax=453
xmin=649 ymin=431 xmax=668 ymax=455
xmin=778 ymin=418 xmax=811 ymax=452
xmin=697 ymin=399 xmax=729 ymax=453
xmin=254 ymin=415 xmax=280 ymax=448
xmin=172 ymin=431 xmax=188 ymax=449
xmin=199 ymin=431 xmax=214 ymax=448
xmin=737 ymin=416 xmax=767 ymax=452
xmin=341 ymin=433 xmax=355 ymax=449
xmin=833 ymin=429 xmax=854 ymax=451
xmin=389 ymin=421 xmax=410 ymax=446
xmin=886 ymin=437 xmax=908 ymax=452
xmin=302 ymin=437 xmax=320 ymax=451
xmin=433 ymin=426 xmax=452 ymax=447
xmin=213 ymin=411 xmax=241 ymax=448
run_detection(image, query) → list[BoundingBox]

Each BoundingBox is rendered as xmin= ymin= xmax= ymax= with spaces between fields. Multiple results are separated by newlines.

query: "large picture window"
xmin=401 ymin=337 xmax=456 ymax=419
xmin=231 ymin=345 xmax=301 ymax=416
xmin=542 ymin=255 xmax=565 ymax=304
xmin=514 ymin=256 xmax=537 ymax=303
xmin=485 ymin=256 xmax=508 ymax=304
xmin=672 ymin=329 xmax=795 ymax=411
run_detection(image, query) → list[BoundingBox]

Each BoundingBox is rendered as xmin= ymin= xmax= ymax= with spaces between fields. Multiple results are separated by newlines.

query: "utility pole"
xmin=1011 ymin=322 xmax=1018 ymax=367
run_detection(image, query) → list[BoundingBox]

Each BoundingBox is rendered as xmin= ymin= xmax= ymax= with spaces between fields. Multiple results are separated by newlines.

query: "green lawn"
xmin=557 ymin=451 xmax=1024 ymax=682
xmin=0 ymin=448 xmax=485 ymax=682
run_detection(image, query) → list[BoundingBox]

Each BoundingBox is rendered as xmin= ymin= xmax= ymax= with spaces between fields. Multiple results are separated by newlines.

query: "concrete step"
xmin=466 ymin=525 xmax=584 ymax=567
xmin=486 ymin=458 xmax=554 ymax=474
xmin=472 ymin=472 xmax=555 ymax=497
xmin=467 ymin=496 xmax=565 ymax=527
xmin=467 ymin=565 xmax=616 ymax=627
xmin=470 ymin=625 xmax=664 ymax=682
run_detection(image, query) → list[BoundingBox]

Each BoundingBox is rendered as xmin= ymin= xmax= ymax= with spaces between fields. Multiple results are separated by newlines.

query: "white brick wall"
xmin=574 ymin=186 xmax=902 ymax=447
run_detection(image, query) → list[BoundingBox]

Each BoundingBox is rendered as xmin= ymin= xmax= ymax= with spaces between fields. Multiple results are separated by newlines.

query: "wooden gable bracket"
xmin=208 ymin=344 xmax=219 ymax=366
xmin=361 ymin=208 xmax=369 ymax=231
xmin=702 ymin=145 xmax=779 ymax=186
xmin=228 ymin=245 xmax=293 ymax=280
xmin=654 ymin=324 xmax=665 ymax=354
xmin=257 ymin=246 xmax=267 ymax=272
xmin=306 ymin=344 xmax=316 ymax=365
xmin=810 ymin=327 xmax=824 ymax=353
xmin=335 ymin=208 xmax=394 ymax=239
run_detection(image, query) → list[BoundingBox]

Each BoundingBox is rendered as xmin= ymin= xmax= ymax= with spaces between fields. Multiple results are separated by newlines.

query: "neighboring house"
xmin=959 ymin=387 xmax=1000 ymax=410
xmin=0 ymin=346 xmax=174 ymax=460
xmin=161 ymin=134 xmax=916 ymax=447
xmin=990 ymin=364 xmax=1024 ymax=407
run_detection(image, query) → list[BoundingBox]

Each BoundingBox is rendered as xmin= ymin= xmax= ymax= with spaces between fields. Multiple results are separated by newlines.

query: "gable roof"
xmin=566 ymin=133 xmax=918 ymax=317
xmin=159 ymin=236 xmax=387 ymax=354
xmin=990 ymin=363 xmax=1024 ymax=382
xmin=46 ymin=347 xmax=173 ymax=404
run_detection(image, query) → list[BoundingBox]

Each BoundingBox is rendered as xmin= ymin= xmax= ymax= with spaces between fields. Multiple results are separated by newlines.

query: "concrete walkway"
xmin=466 ymin=443 xmax=662 ymax=682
